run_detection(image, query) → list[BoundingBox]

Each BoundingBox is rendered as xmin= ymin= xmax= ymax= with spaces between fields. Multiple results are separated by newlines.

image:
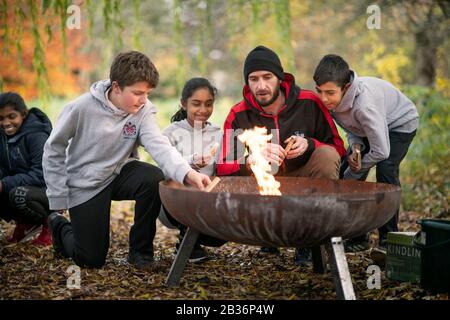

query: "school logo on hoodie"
xmin=122 ymin=121 xmax=137 ymax=139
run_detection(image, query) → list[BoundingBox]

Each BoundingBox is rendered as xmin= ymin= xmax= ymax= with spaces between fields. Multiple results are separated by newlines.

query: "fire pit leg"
xmin=165 ymin=227 xmax=199 ymax=287
xmin=312 ymin=245 xmax=327 ymax=274
xmin=325 ymin=237 xmax=356 ymax=300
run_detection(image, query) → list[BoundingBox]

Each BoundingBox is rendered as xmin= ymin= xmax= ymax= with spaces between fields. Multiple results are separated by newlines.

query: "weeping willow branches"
xmin=0 ymin=0 xmax=296 ymax=98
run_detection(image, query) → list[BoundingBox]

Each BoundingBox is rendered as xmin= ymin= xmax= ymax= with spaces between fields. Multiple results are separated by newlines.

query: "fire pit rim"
xmin=160 ymin=177 xmax=401 ymax=198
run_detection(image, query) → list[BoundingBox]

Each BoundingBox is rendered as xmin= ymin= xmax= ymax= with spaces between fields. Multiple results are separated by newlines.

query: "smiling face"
xmin=315 ymin=81 xmax=349 ymax=111
xmin=110 ymin=81 xmax=153 ymax=114
xmin=0 ymin=106 xmax=27 ymax=136
xmin=248 ymin=71 xmax=281 ymax=107
xmin=182 ymin=87 xmax=214 ymax=127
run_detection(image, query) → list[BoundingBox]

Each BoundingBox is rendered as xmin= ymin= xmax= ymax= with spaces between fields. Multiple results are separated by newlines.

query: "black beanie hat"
xmin=243 ymin=46 xmax=284 ymax=84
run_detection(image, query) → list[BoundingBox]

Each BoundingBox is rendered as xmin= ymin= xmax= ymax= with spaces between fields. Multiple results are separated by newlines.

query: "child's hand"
xmin=184 ymin=170 xmax=211 ymax=190
xmin=210 ymin=143 xmax=219 ymax=157
xmin=193 ymin=154 xmax=213 ymax=168
xmin=349 ymin=144 xmax=362 ymax=172
xmin=348 ymin=154 xmax=361 ymax=172
xmin=284 ymin=136 xmax=308 ymax=160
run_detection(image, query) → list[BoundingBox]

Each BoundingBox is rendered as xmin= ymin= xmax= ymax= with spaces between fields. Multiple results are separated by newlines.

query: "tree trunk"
xmin=414 ymin=27 xmax=437 ymax=87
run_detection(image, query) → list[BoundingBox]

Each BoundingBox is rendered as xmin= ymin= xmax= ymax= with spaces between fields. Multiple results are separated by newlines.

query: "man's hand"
xmin=247 ymin=143 xmax=286 ymax=166
xmin=348 ymin=144 xmax=362 ymax=172
xmin=184 ymin=169 xmax=211 ymax=190
xmin=284 ymin=136 xmax=308 ymax=160
xmin=193 ymin=154 xmax=213 ymax=168
xmin=263 ymin=143 xmax=286 ymax=165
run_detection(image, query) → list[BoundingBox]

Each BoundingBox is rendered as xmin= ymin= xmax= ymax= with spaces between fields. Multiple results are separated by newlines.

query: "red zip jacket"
xmin=217 ymin=73 xmax=346 ymax=176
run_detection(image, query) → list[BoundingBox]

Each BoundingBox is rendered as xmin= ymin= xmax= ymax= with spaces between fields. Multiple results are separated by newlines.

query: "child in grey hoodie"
xmin=313 ymin=54 xmax=418 ymax=251
xmin=43 ymin=51 xmax=211 ymax=270
xmin=162 ymin=78 xmax=225 ymax=262
xmin=163 ymin=78 xmax=222 ymax=176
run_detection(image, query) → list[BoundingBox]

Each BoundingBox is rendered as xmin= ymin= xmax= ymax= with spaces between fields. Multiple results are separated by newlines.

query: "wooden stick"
xmin=210 ymin=143 xmax=219 ymax=157
xmin=355 ymin=149 xmax=361 ymax=168
xmin=352 ymin=144 xmax=361 ymax=168
xmin=205 ymin=177 xmax=221 ymax=192
xmin=284 ymin=137 xmax=295 ymax=154
xmin=279 ymin=137 xmax=296 ymax=165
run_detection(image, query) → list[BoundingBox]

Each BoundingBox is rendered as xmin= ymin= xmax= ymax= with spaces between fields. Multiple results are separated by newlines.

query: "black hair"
xmin=0 ymin=92 xmax=28 ymax=113
xmin=313 ymin=54 xmax=352 ymax=89
xmin=170 ymin=77 xmax=218 ymax=123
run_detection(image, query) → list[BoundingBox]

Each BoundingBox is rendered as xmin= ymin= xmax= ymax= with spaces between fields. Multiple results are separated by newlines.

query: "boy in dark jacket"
xmin=0 ymin=92 xmax=53 ymax=246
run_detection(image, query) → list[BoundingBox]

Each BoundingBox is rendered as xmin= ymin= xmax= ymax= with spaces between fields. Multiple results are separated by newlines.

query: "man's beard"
xmin=255 ymin=84 xmax=280 ymax=107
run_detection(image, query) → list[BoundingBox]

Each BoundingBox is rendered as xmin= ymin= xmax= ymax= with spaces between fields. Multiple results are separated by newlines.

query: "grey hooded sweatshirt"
xmin=331 ymin=71 xmax=419 ymax=179
xmin=43 ymin=80 xmax=192 ymax=210
xmin=163 ymin=119 xmax=222 ymax=176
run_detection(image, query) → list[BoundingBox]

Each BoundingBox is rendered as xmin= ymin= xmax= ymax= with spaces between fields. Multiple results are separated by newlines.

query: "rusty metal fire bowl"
xmin=159 ymin=177 xmax=401 ymax=247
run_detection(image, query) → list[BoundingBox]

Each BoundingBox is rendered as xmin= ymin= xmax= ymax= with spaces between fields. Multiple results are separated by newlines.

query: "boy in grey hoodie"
xmin=43 ymin=51 xmax=211 ymax=270
xmin=313 ymin=54 xmax=418 ymax=251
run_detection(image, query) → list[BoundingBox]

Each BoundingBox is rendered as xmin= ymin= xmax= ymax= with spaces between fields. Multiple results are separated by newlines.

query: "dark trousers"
xmin=0 ymin=186 xmax=49 ymax=224
xmin=51 ymin=161 xmax=164 ymax=268
xmin=340 ymin=130 xmax=416 ymax=242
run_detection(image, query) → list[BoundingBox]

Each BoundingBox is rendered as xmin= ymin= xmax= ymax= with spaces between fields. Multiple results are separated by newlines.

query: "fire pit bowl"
xmin=160 ymin=177 xmax=401 ymax=247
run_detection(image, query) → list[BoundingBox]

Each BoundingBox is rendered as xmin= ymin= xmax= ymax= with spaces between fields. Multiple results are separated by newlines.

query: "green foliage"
xmin=273 ymin=0 xmax=296 ymax=74
xmin=55 ymin=0 xmax=69 ymax=51
xmin=401 ymin=86 xmax=449 ymax=217
xmin=361 ymin=42 xmax=412 ymax=87
xmin=131 ymin=0 xmax=142 ymax=50
xmin=29 ymin=0 xmax=50 ymax=103
xmin=85 ymin=0 xmax=97 ymax=39
xmin=173 ymin=0 xmax=185 ymax=96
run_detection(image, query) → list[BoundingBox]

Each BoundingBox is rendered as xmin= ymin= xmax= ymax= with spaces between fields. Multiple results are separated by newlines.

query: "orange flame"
xmin=238 ymin=127 xmax=282 ymax=196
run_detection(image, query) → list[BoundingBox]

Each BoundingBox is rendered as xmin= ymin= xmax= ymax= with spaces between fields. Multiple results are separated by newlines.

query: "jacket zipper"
xmin=1 ymin=134 xmax=12 ymax=170
xmin=273 ymin=115 xmax=280 ymax=144
xmin=273 ymin=114 xmax=288 ymax=172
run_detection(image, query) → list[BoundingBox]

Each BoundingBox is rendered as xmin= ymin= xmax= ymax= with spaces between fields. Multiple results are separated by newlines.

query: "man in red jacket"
xmin=217 ymin=46 xmax=346 ymax=265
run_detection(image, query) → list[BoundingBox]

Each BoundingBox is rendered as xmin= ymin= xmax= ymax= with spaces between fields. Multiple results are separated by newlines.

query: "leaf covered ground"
xmin=0 ymin=202 xmax=448 ymax=300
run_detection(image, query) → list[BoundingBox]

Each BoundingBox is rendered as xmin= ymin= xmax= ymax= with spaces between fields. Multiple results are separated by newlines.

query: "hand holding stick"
xmin=283 ymin=135 xmax=308 ymax=162
xmin=210 ymin=143 xmax=219 ymax=157
xmin=350 ymin=144 xmax=362 ymax=172
xmin=355 ymin=149 xmax=361 ymax=168
xmin=205 ymin=177 xmax=221 ymax=192
xmin=284 ymin=137 xmax=295 ymax=154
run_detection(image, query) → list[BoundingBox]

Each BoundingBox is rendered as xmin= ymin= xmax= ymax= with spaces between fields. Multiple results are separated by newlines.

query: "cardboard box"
xmin=386 ymin=232 xmax=421 ymax=283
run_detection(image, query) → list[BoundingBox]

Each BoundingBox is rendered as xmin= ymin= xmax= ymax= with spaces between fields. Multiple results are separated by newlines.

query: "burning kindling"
xmin=238 ymin=126 xmax=281 ymax=196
